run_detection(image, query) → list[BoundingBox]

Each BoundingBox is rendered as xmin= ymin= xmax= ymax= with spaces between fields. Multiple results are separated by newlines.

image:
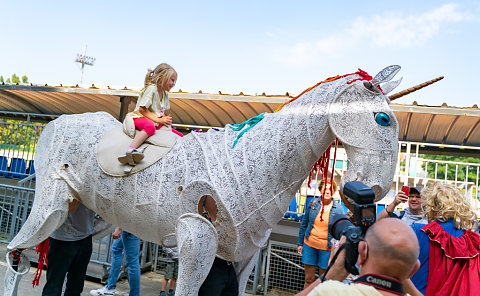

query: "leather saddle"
xmin=97 ymin=114 xmax=180 ymax=177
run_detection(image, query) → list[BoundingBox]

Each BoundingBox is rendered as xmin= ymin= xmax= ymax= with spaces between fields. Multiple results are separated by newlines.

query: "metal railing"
xmin=0 ymin=184 xmax=35 ymax=243
xmin=0 ymin=115 xmax=49 ymax=179
xmin=394 ymin=141 xmax=480 ymax=212
xmin=263 ymin=241 xmax=304 ymax=295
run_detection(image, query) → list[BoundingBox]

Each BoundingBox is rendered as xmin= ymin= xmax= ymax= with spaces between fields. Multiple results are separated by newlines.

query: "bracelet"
xmin=385 ymin=207 xmax=392 ymax=215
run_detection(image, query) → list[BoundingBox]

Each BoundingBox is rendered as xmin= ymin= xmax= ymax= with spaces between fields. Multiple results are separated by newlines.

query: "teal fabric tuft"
xmin=230 ymin=113 xmax=268 ymax=148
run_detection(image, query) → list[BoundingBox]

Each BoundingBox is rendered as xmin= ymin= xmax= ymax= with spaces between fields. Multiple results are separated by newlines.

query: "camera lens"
xmin=328 ymin=214 xmax=354 ymax=240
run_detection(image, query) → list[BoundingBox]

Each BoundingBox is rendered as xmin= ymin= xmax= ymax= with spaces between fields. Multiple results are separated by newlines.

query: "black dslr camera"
xmin=328 ymin=181 xmax=376 ymax=275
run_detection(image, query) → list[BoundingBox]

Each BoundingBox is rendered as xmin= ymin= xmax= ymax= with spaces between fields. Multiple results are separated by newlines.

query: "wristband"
xmin=385 ymin=207 xmax=392 ymax=215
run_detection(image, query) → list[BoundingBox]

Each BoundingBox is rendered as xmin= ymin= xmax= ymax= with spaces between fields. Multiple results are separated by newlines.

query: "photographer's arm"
xmin=296 ymin=237 xmax=349 ymax=296
xmin=323 ymin=236 xmax=349 ymax=281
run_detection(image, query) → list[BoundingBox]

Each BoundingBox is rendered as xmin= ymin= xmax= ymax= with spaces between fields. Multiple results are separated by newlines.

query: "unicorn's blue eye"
xmin=375 ymin=112 xmax=391 ymax=126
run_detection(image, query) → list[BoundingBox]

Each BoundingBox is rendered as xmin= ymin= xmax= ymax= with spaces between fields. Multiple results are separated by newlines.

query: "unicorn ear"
xmin=371 ymin=65 xmax=401 ymax=86
xmin=381 ymin=77 xmax=403 ymax=95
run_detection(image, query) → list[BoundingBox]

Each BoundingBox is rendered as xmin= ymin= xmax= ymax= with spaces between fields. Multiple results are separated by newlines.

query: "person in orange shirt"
xmin=297 ymin=179 xmax=344 ymax=289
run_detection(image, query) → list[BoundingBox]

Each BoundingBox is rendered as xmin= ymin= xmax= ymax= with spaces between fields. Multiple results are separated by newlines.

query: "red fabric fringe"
xmin=343 ymin=68 xmax=373 ymax=84
xmin=32 ymin=238 xmax=49 ymax=288
xmin=275 ymin=68 xmax=374 ymax=113
xmin=10 ymin=250 xmax=21 ymax=264
xmin=307 ymin=139 xmax=339 ymax=221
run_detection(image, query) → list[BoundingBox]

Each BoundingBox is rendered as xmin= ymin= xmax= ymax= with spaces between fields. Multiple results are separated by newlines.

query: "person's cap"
xmin=410 ymin=186 xmax=423 ymax=194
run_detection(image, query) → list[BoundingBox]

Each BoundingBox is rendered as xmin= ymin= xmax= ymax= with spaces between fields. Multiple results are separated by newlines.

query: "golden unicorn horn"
xmin=389 ymin=76 xmax=444 ymax=101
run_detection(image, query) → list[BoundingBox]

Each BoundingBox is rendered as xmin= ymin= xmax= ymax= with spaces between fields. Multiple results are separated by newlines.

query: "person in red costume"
xmin=410 ymin=181 xmax=480 ymax=296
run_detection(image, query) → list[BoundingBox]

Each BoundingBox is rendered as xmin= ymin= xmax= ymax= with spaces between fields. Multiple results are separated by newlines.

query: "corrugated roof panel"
xmin=192 ymin=100 xmax=232 ymax=127
xmin=0 ymin=90 xmax=43 ymax=113
xmin=177 ymin=99 xmax=221 ymax=127
xmin=1 ymin=85 xmax=480 ymax=149
xmin=213 ymin=101 xmax=251 ymax=124
xmin=465 ymin=119 xmax=480 ymax=146
xmin=444 ymin=116 xmax=475 ymax=145
xmin=395 ymin=112 xmax=409 ymax=140
xmin=170 ymin=99 xmax=209 ymax=126
xmin=425 ymin=114 xmax=457 ymax=144
xmin=404 ymin=113 xmax=433 ymax=142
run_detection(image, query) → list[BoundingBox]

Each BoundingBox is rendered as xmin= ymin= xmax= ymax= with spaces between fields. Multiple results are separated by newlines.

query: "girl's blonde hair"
xmin=144 ymin=63 xmax=176 ymax=91
xmin=422 ymin=181 xmax=477 ymax=230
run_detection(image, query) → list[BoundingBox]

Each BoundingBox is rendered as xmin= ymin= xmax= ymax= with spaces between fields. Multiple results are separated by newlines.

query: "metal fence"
xmin=263 ymin=241 xmax=304 ymax=295
xmin=0 ymin=184 xmax=35 ymax=243
xmin=395 ymin=141 xmax=480 ymax=212
xmin=0 ymin=113 xmax=49 ymax=179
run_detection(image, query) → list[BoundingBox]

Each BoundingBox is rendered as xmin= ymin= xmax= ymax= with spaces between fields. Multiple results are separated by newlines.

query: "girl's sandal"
xmin=118 ymin=148 xmax=144 ymax=165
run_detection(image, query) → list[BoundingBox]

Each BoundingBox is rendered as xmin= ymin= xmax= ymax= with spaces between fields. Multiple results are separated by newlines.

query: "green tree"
xmin=422 ymin=154 xmax=480 ymax=183
xmin=0 ymin=76 xmax=3 ymax=83
xmin=6 ymin=78 xmax=10 ymax=83
xmin=11 ymin=74 xmax=20 ymax=84
xmin=0 ymin=117 xmax=46 ymax=152
xmin=22 ymin=75 xmax=28 ymax=83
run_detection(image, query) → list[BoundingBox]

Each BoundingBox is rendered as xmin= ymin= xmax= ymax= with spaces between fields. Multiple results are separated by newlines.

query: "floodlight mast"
xmin=75 ymin=45 xmax=96 ymax=84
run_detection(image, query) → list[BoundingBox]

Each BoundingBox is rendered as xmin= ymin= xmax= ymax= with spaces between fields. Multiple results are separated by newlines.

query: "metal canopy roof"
xmin=1 ymin=84 xmax=479 ymax=149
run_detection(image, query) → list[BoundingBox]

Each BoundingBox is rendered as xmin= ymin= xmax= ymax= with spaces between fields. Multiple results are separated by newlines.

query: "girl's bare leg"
xmin=130 ymin=130 xmax=149 ymax=149
xmin=118 ymin=130 xmax=149 ymax=168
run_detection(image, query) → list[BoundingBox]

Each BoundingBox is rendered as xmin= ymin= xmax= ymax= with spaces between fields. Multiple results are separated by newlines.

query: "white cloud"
xmin=351 ymin=3 xmax=472 ymax=47
xmin=273 ymin=3 xmax=473 ymax=67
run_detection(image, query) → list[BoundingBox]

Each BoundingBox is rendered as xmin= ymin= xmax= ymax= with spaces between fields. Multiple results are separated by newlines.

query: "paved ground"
xmin=0 ymin=243 xmax=259 ymax=296
xmin=0 ymin=243 xmax=168 ymax=296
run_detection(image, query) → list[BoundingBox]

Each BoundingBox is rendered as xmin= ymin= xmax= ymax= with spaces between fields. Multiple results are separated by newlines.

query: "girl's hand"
xmin=159 ymin=115 xmax=172 ymax=125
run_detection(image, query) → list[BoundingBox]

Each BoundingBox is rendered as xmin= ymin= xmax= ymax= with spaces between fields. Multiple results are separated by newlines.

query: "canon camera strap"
xmin=353 ymin=274 xmax=404 ymax=296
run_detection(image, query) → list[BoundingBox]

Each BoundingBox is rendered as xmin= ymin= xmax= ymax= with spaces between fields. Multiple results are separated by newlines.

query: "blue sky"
xmin=1 ymin=0 xmax=479 ymax=107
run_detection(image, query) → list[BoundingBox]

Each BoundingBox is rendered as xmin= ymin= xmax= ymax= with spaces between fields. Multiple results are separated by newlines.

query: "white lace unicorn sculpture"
xmin=6 ymin=66 xmax=401 ymax=296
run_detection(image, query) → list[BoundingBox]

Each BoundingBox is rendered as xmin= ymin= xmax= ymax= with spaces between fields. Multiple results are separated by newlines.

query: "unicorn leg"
xmin=234 ymin=249 xmax=260 ymax=296
xmin=4 ymin=250 xmax=30 ymax=296
xmin=175 ymin=213 xmax=218 ymax=296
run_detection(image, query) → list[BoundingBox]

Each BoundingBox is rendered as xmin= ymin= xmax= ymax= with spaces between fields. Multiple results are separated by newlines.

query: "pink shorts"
xmin=133 ymin=117 xmax=183 ymax=137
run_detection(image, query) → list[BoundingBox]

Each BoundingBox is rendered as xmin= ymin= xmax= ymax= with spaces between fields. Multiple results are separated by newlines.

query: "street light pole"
xmin=75 ymin=45 xmax=96 ymax=84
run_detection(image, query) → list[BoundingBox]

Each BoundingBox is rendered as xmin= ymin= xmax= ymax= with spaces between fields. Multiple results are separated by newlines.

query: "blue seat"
xmin=305 ymin=195 xmax=316 ymax=209
xmin=296 ymin=195 xmax=319 ymax=220
xmin=376 ymin=204 xmax=386 ymax=217
xmin=0 ymin=156 xmax=9 ymax=177
xmin=284 ymin=197 xmax=301 ymax=221
xmin=9 ymin=158 xmax=27 ymax=179
xmin=26 ymin=160 xmax=35 ymax=175
xmin=340 ymin=201 xmax=349 ymax=214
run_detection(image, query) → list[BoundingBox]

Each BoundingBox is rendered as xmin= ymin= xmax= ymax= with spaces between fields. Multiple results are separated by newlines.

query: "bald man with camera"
xmin=297 ymin=218 xmax=421 ymax=296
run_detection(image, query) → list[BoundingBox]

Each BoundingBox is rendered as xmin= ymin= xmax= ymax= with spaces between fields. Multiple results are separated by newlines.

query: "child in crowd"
xmin=118 ymin=63 xmax=179 ymax=169
xmin=159 ymin=246 xmax=178 ymax=296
